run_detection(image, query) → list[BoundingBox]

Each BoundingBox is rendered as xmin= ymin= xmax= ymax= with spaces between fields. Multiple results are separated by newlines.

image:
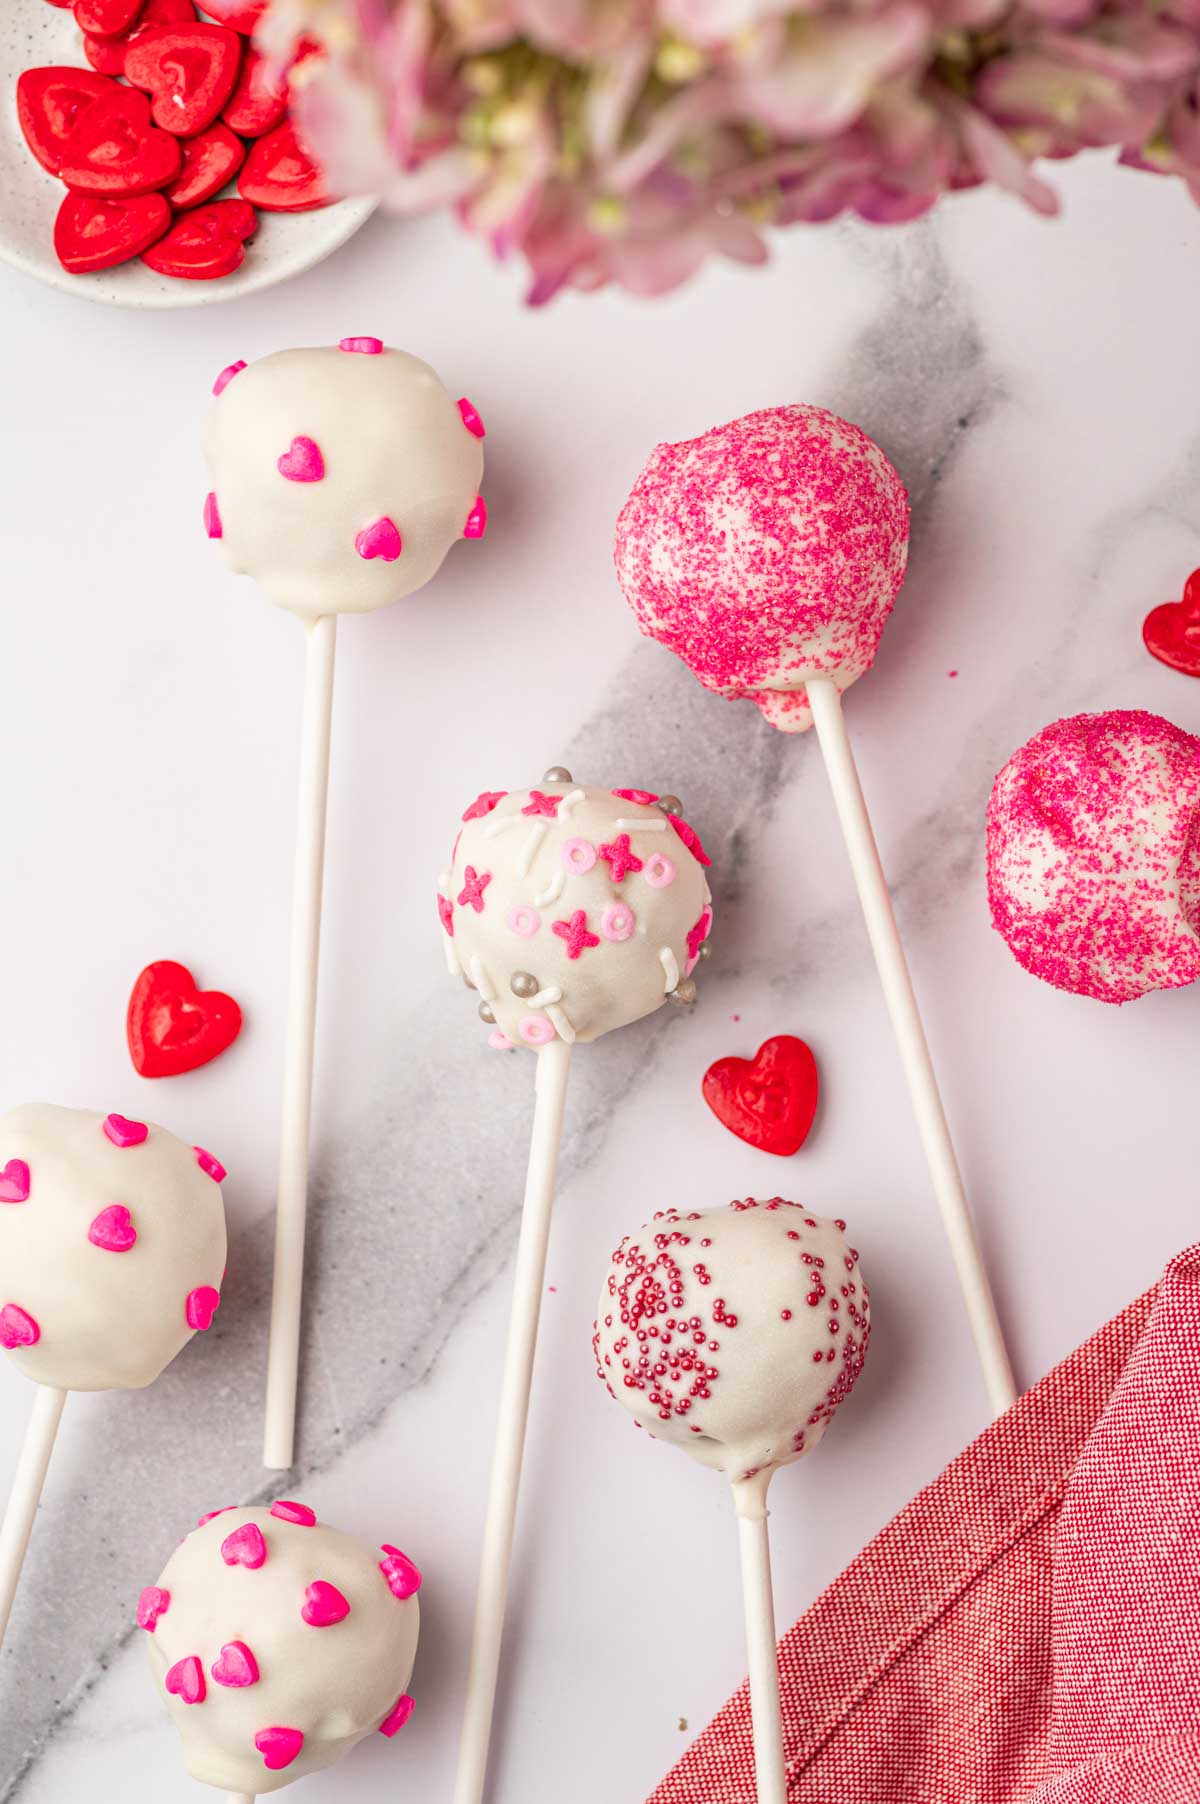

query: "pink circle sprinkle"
xmin=507 ymin=904 xmax=541 ymax=938
xmin=561 ymin=837 xmax=596 ymax=875
xmin=600 ymin=903 xmax=635 ymax=942
xmin=339 ymin=336 xmax=383 ymax=354
xmin=213 ymin=360 xmax=246 ymax=397
xmin=270 ymin=1499 xmax=316 ymax=1527
xmin=194 ymin=1146 xmax=226 ymax=1184
xmin=103 ymin=1113 xmax=148 ymax=1148
xmin=643 ymin=852 xmax=676 ymax=888
xmin=518 ymin=1015 xmax=555 ymax=1046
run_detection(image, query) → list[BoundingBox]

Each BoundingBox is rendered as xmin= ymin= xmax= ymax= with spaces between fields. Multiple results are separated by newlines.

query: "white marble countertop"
xmin=1 ymin=150 xmax=1199 ymax=1804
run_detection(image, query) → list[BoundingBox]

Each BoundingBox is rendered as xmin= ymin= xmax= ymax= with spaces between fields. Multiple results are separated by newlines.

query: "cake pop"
xmin=203 ymin=339 xmax=487 ymax=1469
xmin=0 ymin=1104 xmax=226 ymax=1648
xmin=614 ymin=407 xmax=1015 ymax=1419
xmin=595 ymin=1198 xmax=869 ymax=1804
xmin=987 ymin=709 xmax=1200 ymax=1003
xmin=447 ymin=769 xmax=714 ymax=1804
xmin=143 ymin=1503 xmax=421 ymax=1799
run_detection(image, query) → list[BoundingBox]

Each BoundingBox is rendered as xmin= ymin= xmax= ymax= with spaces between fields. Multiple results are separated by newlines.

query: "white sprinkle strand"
xmin=545 ymin=1003 xmax=576 ymax=1044
xmin=659 ymin=947 xmax=679 ymax=992
xmin=485 ymin=812 xmax=522 ymax=839
xmin=616 ymin=817 xmax=667 ymax=832
xmin=529 ymin=985 xmax=563 ymax=1008
xmin=517 ymin=822 xmax=546 ymax=877
xmin=469 ymin=956 xmax=496 ymax=1002
xmin=534 ymin=870 xmax=567 ymax=906
xmin=558 ymin=788 xmax=586 ymax=818
xmin=437 ymin=869 xmax=451 ymax=889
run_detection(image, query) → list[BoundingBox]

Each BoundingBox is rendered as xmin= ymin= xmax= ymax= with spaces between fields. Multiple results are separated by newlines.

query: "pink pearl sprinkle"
xmin=339 ymin=336 xmax=383 ymax=354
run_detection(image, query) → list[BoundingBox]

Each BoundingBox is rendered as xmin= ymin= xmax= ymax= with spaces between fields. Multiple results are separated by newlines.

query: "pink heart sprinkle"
xmin=164 ymin=1655 xmax=206 ymax=1705
xmin=339 ymin=336 xmax=382 ymax=354
xmin=301 ymin=1580 xmax=350 ymax=1627
xmin=213 ymin=359 xmax=246 ymax=397
xmin=379 ymin=1693 xmax=415 ymax=1738
xmin=463 ymin=494 xmax=487 ymax=540
xmin=212 ymin=1639 xmax=259 ymax=1688
xmin=197 ymin=1506 xmax=236 ymax=1527
xmin=270 ymin=1499 xmax=316 ymax=1527
xmin=0 ymin=1304 xmax=39 ymax=1350
xmin=204 ymin=492 xmax=223 ymax=539
xmin=255 ymin=1725 xmax=304 ymax=1771
xmin=355 ymin=516 xmax=402 ymax=562
xmin=193 ymin=1145 xmax=226 ymax=1184
xmin=0 ymin=1160 xmax=30 ymax=1204
xmin=103 ymin=1113 xmax=148 ymax=1148
xmin=277 ymin=435 xmax=325 ymax=483
xmin=379 ymin=1545 xmax=422 ymax=1601
xmin=88 ymin=1204 xmax=137 ymax=1253
xmin=136 ymin=1586 xmax=170 ymax=1632
xmin=457 ymin=396 xmax=486 ymax=438
xmin=221 ymin=1521 xmax=267 ymax=1569
xmin=186 ymin=1286 xmax=220 ymax=1332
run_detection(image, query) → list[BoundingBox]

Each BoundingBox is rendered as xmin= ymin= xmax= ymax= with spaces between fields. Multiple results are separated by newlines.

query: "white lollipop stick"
xmin=453 ymin=1039 xmax=572 ymax=1804
xmin=734 ymin=1475 xmax=787 ymax=1804
xmin=226 ymin=1795 xmax=255 ymax=1803
xmin=264 ymin=614 xmax=338 ymax=1470
xmin=805 ymin=677 xmax=1016 ymax=1416
xmin=0 ymin=1385 xmax=67 ymax=1648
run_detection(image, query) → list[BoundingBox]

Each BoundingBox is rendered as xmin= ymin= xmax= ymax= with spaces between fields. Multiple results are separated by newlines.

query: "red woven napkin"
xmin=647 ymin=1245 xmax=1200 ymax=1804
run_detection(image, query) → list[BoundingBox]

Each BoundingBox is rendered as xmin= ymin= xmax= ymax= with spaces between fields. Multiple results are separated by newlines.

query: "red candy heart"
xmin=142 ymin=197 xmax=257 ymax=277
xmin=74 ymin=0 xmax=143 ymax=33
xmin=125 ymin=23 xmax=242 ymax=137
xmin=126 ymin=958 xmax=243 ymax=1077
xmin=223 ymin=47 xmax=287 ymax=137
xmin=239 ymin=118 xmax=332 ymax=212
xmin=1143 ymin=569 xmax=1200 ymax=677
xmin=58 ymin=85 xmax=182 ymax=195
xmin=702 ymin=1034 xmax=819 ymax=1157
xmin=54 ymin=190 xmax=171 ymax=273
xmin=200 ymin=0 xmax=265 ymax=28
xmin=17 ymin=66 xmax=117 ymax=175
xmin=164 ymin=120 xmax=244 ymax=208
xmin=82 ymin=0 xmax=198 ymax=76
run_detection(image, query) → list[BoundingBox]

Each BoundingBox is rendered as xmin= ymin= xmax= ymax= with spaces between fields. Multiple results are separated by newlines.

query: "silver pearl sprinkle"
xmin=478 ymin=1001 xmax=496 ymax=1024
xmin=542 ymin=766 xmax=573 ymax=784
xmin=510 ymin=971 xmax=539 ymax=998
xmin=668 ymin=977 xmax=698 ymax=1006
xmin=657 ymin=794 xmax=683 ymax=816
xmin=698 ymin=942 xmax=712 ymax=960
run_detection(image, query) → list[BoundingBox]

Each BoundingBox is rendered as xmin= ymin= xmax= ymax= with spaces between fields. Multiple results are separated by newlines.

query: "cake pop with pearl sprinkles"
xmin=987 ymin=709 xmax=1200 ymax=1003
xmin=613 ymin=404 xmax=909 ymax=731
xmin=439 ymin=770 xmax=715 ymax=1048
xmin=142 ymin=1503 xmax=422 ymax=1795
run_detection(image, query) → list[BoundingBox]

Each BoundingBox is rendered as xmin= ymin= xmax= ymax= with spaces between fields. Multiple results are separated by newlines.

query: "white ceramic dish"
xmin=0 ymin=3 xmax=377 ymax=307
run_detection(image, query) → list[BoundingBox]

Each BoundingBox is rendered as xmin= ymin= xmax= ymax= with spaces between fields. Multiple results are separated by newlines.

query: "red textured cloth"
xmin=647 ymin=1245 xmax=1200 ymax=1804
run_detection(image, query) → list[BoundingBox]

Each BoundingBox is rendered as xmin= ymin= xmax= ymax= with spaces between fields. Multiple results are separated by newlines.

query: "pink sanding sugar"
xmin=986 ymin=709 xmax=1200 ymax=1004
xmin=613 ymin=405 xmax=909 ymax=733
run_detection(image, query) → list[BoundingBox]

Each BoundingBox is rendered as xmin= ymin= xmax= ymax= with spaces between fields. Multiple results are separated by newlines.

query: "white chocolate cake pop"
xmin=142 ymin=1503 xmax=422 ymax=1794
xmin=0 ymin=1104 xmax=227 ymax=1392
xmin=438 ymin=772 xmax=715 ymax=1048
xmin=595 ymin=1199 xmax=869 ymax=1486
xmin=614 ymin=406 xmax=909 ymax=731
xmin=203 ymin=340 xmax=486 ymax=617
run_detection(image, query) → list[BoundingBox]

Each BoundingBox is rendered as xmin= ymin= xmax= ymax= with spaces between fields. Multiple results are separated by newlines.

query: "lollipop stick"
xmin=0 ymin=1385 xmax=67 ymax=1648
xmin=264 ymin=613 xmax=338 ymax=1471
xmin=226 ymin=1795 xmax=255 ymax=1803
xmin=453 ymin=1039 xmax=573 ymax=1804
xmin=734 ymin=1479 xmax=787 ymax=1804
xmin=805 ymin=677 xmax=1016 ymax=1416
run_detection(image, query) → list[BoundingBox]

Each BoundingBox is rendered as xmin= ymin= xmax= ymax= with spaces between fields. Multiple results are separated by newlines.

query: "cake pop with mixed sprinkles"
xmin=143 ymin=1503 xmax=422 ymax=1795
xmin=987 ymin=709 xmax=1200 ymax=1003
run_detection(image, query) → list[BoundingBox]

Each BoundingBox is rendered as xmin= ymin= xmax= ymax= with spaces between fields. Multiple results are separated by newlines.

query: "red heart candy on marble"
xmin=255 ymin=1725 xmax=304 ymax=1771
xmin=0 ymin=1161 xmax=31 ymax=1204
xmin=142 ymin=198 xmax=257 ymax=279
xmin=301 ymin=1580 xmax=350 ymax=1627
xmin=164 ymin=1654 xmax=206 ymax=1705
xmin=127 ymin=959 xmax=242 ymax=1077
xmin=199 ymin=0 xmax=264 ymax=28
xmin=58 ymin=86 xmax=181 ymax=195
xmin=88 ymin=1204 xmax=137 ymax=1252
xmin=17 ymin=66 xmax=117 ymax=174
xmin=125 ymin=23 xmax=242 ymax=137
xmin=164 ymin=119 xmax=244 ymax=209
xmin=212 ymin=1639 xmax=260 ymax=1687
xmin=74 ymin=0 xmax=142 ymax=34
xmin=221 ymin=1521 xmax=267 ymax=1569
xmin=82 ymin=0 xmax=197 ymax=76
xmin=1143 ymin=570 xmax=1200 ymax=677
xmin=702 ymin=1034 xmax=819 ymax=1157
xmin=222 ymin=47 xmax=287 ymax=137
xmin=239 ymin=118 xmax=332 ymax=212
xmin=54 ymin=191 xmax=171 ymax=274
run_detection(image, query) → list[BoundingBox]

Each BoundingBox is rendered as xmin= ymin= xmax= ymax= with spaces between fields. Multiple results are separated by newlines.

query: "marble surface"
xmin=1 ymin=148 xmax=1199 ymax=1804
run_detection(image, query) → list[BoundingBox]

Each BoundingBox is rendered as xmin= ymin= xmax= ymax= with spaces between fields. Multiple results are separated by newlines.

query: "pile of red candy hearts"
xmin=17 ymin=0 xmax=335 ymax=280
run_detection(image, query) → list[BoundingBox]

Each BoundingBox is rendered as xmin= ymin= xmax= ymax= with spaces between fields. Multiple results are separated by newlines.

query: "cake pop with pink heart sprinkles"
xmin=987 ymin=709 xmax=1200 ymax=1004
xmin=614 ymin=405 xmax=909 ymax=731
xmin=439 ymin=770 xmax=715 ymax=1047
xmin=203 ymin=341 xmax=486 ymax=618
xmin=0 ymin=1103 xmax=226 ymax=1392
xmin=143 ymin=1504 xmax=422 ymax=1794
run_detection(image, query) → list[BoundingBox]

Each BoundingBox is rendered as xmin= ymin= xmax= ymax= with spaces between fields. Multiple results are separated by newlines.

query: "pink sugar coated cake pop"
xmin=594 ymin=1199 xmax=869 ymax=1489
xmin=614 ymin=405 xmax=909 ymax=732
xmin=987 ymin=710 xmax=1200 ymax=1004
xmin=144 ymin=1505 xmax=422 ymax=1794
